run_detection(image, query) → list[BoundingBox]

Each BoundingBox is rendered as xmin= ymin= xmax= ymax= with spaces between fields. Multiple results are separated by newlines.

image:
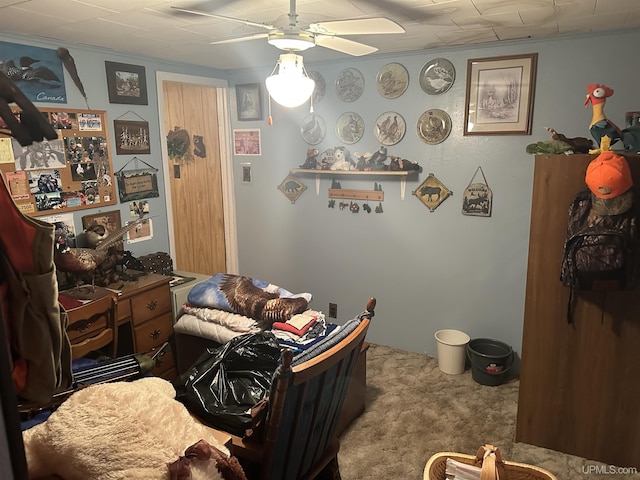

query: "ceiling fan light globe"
xmin=268 ymin=32 xmax=315 ymax=51
xmin=266 ymin=54 xmax=315 ymax=108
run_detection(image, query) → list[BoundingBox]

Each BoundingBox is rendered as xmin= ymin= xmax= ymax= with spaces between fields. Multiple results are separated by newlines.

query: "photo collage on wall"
xmin=0 ymin=108 xmax=116 ymax=215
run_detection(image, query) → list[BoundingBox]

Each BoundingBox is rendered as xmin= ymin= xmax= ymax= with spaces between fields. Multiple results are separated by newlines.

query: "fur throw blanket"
xmin=22 ymin=377 xmax=246 ymax=480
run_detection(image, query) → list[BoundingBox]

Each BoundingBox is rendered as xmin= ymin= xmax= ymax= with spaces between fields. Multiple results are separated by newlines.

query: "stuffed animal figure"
xmin=299 ymin=148 xmax=319 ymax=169
xmin=22 ymin=377 xmax=245 ymax=480
xmin=330 ymin=146 xmax=354 ymax=171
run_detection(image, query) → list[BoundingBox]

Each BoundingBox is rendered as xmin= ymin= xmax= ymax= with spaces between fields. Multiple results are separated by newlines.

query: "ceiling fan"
xmin=171 ymin=0 xmax=405 ymax=56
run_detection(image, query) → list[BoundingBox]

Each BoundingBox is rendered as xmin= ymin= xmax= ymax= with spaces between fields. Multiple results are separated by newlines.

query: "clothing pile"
xmin=271 ymin=310 xmax=338 ymax=353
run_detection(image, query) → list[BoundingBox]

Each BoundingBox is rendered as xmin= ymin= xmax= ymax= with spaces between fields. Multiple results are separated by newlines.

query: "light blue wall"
xmin=0 ymin=33 xmax=227 ymax=259
xmin=229 ymin=28 xmax=640 ymax=357
xmin=3 ymin=29 xmax=639 ymax=357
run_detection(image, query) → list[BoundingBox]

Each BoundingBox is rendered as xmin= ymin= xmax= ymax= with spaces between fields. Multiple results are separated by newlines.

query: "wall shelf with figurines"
xmin=0 ymin=107 xmax=116 ymax=216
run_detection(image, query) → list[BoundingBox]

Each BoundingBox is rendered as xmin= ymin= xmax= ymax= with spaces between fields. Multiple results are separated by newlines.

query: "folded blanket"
xmin=174 ymin=314 xmax=249 ymax=345
xmin=187 ymin=273 xmax=312 ymax=324
xmin=181 ymin=305 xmax=261 ymax=332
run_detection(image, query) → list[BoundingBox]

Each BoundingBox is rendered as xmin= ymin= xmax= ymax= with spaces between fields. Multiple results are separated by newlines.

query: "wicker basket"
xmin=424 ymin=445 xmax=558 ymax=480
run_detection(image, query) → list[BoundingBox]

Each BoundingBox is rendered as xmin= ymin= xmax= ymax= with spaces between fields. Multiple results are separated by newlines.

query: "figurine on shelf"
xmin=368 ymin=146 xmax=388 ymax=171
xmin=330 ymin=146 xmax=355 ymax=171
xmin=389 ymin=155 xmax=422 ymax=172
xmin=299 ymin=148 xmax=319 ymax=169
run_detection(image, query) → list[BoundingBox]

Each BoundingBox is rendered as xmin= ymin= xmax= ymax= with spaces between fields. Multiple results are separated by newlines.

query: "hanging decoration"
xmin=413 ymin=173 xmax=452 ymax=212
xmin=166 ymin=126 xmax=192 ymax=161
xmin=462 ymin=166 xmax=492 ymax=217
xmin=277 ymin=173 xmax=307 ymax=204
xmin=115 ymin=157 xmax=159 ymax=202
xmin=114 ymin=110 xmax=150 ymax=155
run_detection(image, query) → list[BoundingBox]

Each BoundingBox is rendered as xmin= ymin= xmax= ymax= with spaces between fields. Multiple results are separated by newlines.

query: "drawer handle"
xmin=77 ymin=322 xmax=92 ymax=333
xmin=150 ymin=329 xmax=161 ymax=340
xmin=146 ymin=300 xmax=158 ymax=311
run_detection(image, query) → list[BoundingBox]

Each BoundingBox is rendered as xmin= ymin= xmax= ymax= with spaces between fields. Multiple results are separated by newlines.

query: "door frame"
xmin=156 ymin=72 xmax=238 ymax=274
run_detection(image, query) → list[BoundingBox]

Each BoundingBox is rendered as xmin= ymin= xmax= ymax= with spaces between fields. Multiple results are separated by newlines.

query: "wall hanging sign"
xmin=115 ymin=157 xmax=159 ymax=202
xmin=376 ymin=62 xmax=409 ymax=99
xmin=464 ymin=53 xmax=538 ymax=135
xmin=419 ymin=58 xmax=455 ymax=95
xmin=114 ymin=111 xmax=150 ymax=155
xmin=0 ymin=40 xmax=67 ymax=103
xmin=374 ymin=111 xmax=406 ymax=146
xmin=413 ymin=173 xmax=452 ymax=212
xmin=278 ymin=173 xmax=307 ymax=204
xmin=417 ymin=109 xmax=452 ymax=145
xmin=105 ymin=61 xmax=148 ymax=105
xmin=462 ymin=166 xmax=493 ymax=217
xmin=335 ymin=68 xmax=364 ymax=102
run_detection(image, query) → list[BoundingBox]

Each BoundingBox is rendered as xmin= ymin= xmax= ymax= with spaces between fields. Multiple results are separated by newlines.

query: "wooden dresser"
xmin=115 ymin=273 xmax=176 ymax=380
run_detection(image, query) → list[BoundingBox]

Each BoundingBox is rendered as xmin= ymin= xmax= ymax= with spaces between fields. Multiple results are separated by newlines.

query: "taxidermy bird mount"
xmin=55 ymin=217 xmax=146 ymax=288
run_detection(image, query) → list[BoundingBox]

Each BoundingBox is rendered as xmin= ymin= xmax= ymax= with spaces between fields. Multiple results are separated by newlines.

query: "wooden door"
xmin=161 ymin=81 xmax=226 ymax=275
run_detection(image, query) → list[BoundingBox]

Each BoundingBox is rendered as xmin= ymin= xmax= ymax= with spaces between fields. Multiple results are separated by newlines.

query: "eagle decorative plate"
xmin=336 ymin=112 xmax=365 ymax=144
xmin=374 ymin=112 xmax=406 ymax=146
xmin=300 ymin=114 xmax=326 ymax=145
xmin=417 ymin=109 xmax=452 ymax=145
xmin=308 ymin=71 xmax=326 ymax=104
xmin=335 ymin=68 xmax=365 ymax=102
xmin=419 ymin=58 xmax=455 ymax=95
xmin=376 ymin=62 xmax=409 ymax=99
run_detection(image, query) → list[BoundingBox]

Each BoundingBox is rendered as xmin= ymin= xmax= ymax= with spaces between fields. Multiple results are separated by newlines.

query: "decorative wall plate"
xmin=417 ymin=109 xmax=452 ymax=145
xmin=300 ymin=114 xmax=326 ymax=145
xmin=335 ymin=68 xmax=365 ymax=102
xmin=419 ymin=58 xmax=455 ymax=95
xmin=277 ymin=173 xmax=307 ymax=204
xmin=374 ymin=112 xmax=406 ymax=146
xmin=336 ymin=112 xmax=365 ymax=144
xmin=308 ymin=71 xmax=326 ymax=104
xmin=413 ymin=173 xmax=452 ymax=212
xmin=376 ymin=62 xmax=409 ymax=99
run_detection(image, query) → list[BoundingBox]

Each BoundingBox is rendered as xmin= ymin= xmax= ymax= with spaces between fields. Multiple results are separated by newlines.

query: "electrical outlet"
xmin=329 ymin=303 xmax=337 ymax=318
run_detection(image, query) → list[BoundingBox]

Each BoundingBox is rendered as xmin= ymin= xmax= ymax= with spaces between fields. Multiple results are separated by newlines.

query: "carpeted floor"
xmin=338 ymin=344 xmax=633 ymax=480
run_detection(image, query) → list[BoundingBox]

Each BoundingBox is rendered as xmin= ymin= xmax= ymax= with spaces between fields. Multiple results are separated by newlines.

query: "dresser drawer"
xmin=131 ymin=285 xmax=171 ymax=326
xmin=66 ymin=313 xmax=108 ymax=343
xmin=133 ymin=311 xmax=173 ymax=352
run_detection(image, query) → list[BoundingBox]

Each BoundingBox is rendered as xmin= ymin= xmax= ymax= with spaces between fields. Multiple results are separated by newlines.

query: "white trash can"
xmin=434 ymin=329 xmax=470 ymax=375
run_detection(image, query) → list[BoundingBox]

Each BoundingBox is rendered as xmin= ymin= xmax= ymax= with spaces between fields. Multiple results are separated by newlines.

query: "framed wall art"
xmin=241 ymin=163 xmax=252 ymax=185
xmin=81 ymin=209 xmax=122 ymax=236
xmin=463 ymin=53 xmax=537 ymax=135
xmin=233 ymin=129 xmax=261 ymax=156
xmin=105 ymin=61 xmax=148 ymax=105
xmin=114 ymin=119 xmax=151 ymax=155
xmin=115 ymin=157 xmax=159 ymax=202
xmin=236 ymin=83 xmax=262 ymax=121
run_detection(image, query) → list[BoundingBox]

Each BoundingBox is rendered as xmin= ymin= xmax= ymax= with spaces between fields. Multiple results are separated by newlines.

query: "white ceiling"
xmin=0 ymin=0 xmax=639 ymax=70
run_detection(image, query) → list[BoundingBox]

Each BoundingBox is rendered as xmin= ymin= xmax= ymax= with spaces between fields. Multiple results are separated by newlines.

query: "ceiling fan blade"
xmin=309 ymin=17 xmax=404 ymax=36
xmin=315 ymin=35 xmax=378 ymax=56
xmin=210 ymin=33 xmax=270 ymax=45
xmin=170 ymin=6 xmax=275 ymax=30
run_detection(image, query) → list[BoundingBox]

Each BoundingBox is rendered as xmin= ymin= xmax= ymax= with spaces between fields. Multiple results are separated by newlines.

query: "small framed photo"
xmin=236 ymin=83 xmax=262 ymax=121
xmin=105 ymin=61 xmax=148 ymax=105
xmin=463 ymin=53 xmax=537 ymax=136
xmin=233 ymin=129 xmax=261 ymax=156
xmin=241 ymin=162 xmax=252 ymax=185
xmin=113 ymin=119 xmax=151 ymax=155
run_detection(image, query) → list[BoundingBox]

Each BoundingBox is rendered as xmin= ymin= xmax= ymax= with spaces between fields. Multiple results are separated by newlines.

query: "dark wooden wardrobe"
xmin=516 ymin=154 xmax=640 ymax=469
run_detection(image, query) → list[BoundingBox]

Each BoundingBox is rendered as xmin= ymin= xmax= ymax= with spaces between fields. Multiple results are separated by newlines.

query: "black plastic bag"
xmin=173 ymin=331 xmax=281 ymax=436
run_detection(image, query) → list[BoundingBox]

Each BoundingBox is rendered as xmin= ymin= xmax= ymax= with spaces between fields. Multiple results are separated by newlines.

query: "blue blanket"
xmin=187 ymin=273 xmax=312 ymax=324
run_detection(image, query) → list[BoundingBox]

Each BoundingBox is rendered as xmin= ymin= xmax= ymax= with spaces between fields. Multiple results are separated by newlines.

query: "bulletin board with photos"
xmin=0 ymin=107 xmax=116 ymax=217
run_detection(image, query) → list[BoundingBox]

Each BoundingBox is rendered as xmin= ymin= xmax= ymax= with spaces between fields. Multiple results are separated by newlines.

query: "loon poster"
xmin=0 ymin=40 xmax=67 ymax=103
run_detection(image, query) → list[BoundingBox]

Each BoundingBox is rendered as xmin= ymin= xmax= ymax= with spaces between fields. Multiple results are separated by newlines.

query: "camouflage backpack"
xmin=560 ymin=188 xmax=640 ymax=292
